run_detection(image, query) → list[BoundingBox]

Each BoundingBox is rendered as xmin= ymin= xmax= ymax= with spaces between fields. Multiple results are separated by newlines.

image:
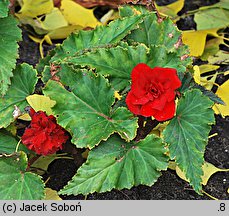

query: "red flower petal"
xmin=126 ymin=63 xmax=181 ymax=121
xmin=152 ymin=67 xmax=181 ymax=90
xmin=22 ymin=110 xmax=68 ymax=155
xmin=153 ymin=100 xmax=176 ymax=121
xmin=131 ymin=63 xmax=153 ymax=98
xmin=126 ymin=91 xmax=141 ymax=115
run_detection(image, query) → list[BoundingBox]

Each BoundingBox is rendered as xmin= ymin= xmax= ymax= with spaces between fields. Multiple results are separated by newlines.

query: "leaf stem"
xmin=15 ymin=140 xmax=21 ymax=152
xmin=202 ymin=190 xmax=218 ymax=200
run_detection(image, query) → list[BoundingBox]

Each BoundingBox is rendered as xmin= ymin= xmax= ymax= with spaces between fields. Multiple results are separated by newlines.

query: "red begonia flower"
xmin=126 ymin=63 xmax=181 ymax=121
xmin=21 ymin=108 xmax=68 ymax=155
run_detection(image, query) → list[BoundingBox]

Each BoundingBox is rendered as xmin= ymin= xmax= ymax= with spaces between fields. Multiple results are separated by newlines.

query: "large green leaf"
xmin=0 ymin=129 xmax=28 ymax=154
xmin=65 ymin=44 xmax=186 ymax=90
xmin=0 ymin=63 xmax=38 ymax=128
xmin=0 ymin=151 xmax=45 ymax=200
xmin=43 ymin=65 xmax=138 ymax=149
xmin=51 ymin=14 xmax=144 ymax=62
xmin=0 ymin=0 xmax=9 ymax=18
xmin=0 ymin=15 xmax=21 ymax=95
xmin=163 ymin=89 xmax=215 ymax=193
xmin=125 ymin=7 xmax=181 ymax=52
xmin=60 ymin=134 xmax=168 ymax=196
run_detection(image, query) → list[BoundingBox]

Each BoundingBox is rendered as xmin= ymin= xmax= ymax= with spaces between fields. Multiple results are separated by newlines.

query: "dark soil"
xmin=17 ymin=0 xmax=229 ymax=200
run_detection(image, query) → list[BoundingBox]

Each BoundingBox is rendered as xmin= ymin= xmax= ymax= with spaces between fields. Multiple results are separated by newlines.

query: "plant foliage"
xmin=0 ymin=15 xmax=21 ymax=95
xmin=60 ymin=134 xmax=168 ymax=195
xmin=0 ymin=2 xmax=224 ymax=199
xmin=0 ymin=151 xmax=45 ymax=200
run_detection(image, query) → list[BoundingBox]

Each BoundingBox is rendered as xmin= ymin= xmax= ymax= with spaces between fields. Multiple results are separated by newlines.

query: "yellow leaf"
xmin=47 ymin=25 xmax=83 ymax=40
xmin=40 ymin=8 xmax=68 ymax=31
xmin=203 ymin=74 xmax=217 ymax=91
xmin=18 ymin=114 xmax=31 ymax=121
xmin=213 ymin=80 xmax=229 ymax=117
xmin=182 ymin=29 xmax=219 ymax=57
xmin=176 ymin=162 xmax=229 ymax=185
xmin=155 ymin=0 xmax=185 ymax=17
xmin=201 ymin=162 xmax=229 ymax=186
xmin=208 ymin=50 xmax=229 ymax=65
xmin=151 ymin=121 xmax=169 ymax=138
xmin=114 ymin=91 xmax=122 ymax=100
xmin=19 ymin=94 xmax=56 ymax=121
xmin=193 ymin=65 xmax=201 ymax=84
xmin=224 ymin=70 xmax=229 ymax=75
xmin=60 ymin=0 xmax=101 ymax=28
xmin=198 ymin=64 xmax=220 ymax=74
xmin=18 ymin=0 xmax=53 ymax=18
xmin=28 ymin=35 xmax=43 ymax=44
xmin=201 ymin=37 xmax=224 ymax=61
xmin=175 ymin=166 xmax=188 ymax=182
xmin=45 ymin=188 xmax=62 ymax=200
xmin=193 ymin=65 xmax=219 ymax=90
xmin=27 ymin=94 xmax=56 ymax=114
xmin=100 ymin=9 xmax=117 ymax=24
xmin=168 ymin=161 xmax=176 ymax=170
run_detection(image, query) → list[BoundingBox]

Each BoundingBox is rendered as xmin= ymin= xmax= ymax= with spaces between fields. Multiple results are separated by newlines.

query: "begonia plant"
xmin=0 ymin=2 xmax=225 ymax=199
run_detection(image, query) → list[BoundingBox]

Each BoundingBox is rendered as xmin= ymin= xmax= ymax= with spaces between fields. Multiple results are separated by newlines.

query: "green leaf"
xmin=43 ymin=65 xmax=138 ymax=149
xmin=0 ymin=63 xmax=38 ymax=128
xmin=51 ymin=14 xmax=144 ymax=62
xmin=122 ymin=6 xmax=182 ymax=52
xmin=194 ymin=8 xmax=229 ymax=30
xmin=65 ymin=44 xmax=187 ymax=90
xmin=119 ymin=5 xmax=136 ymax=17
xmin=0 ymin=15 xmax=22 ymax=95
xmin=0 ymin=0 xmax=9 ymax=18
xmin=163 ymin=89 xmax=215 ymax=193
xmin=213 ymin=0 xmax=229 ymax=10
xmin=36 ymin=49 xmax=56 ymax=76
xmin=0 ymin=129 xmax=28 ymax=154
xmin=179 ymin=72 xmax=194 ymax=93
xmin=0 ymin=151 xmax=45 ymax=200
xmin=59 ymin=134 xmax=168 ymax=196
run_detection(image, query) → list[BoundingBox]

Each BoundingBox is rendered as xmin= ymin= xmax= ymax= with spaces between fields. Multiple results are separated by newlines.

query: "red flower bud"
xmin=126 ymin=63 xmax=181 ymax=121
xmin=21 ymin=109 xmax=68 ymax=155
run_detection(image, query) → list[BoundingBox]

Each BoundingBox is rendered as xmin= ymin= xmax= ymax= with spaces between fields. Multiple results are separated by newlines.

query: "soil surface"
xmin=17 ymin=0 xmax=229 ymax=200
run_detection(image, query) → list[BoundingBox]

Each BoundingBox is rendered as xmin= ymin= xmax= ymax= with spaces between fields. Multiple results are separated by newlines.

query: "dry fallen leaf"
xmin=18 ymin=0 xmax=54 ymax=17
xmin=155 ymin=0 xmax=184 ymax=18
xmin=40 ymin=8 xmax=68 ymax=31
xmin=176 ymin=162 xmax=229 ymax=186
xmin=201 ymin=37 xmax=224 ymax=61
xmin=193 ymin=64 xmax=219 ymax=90
xmin=60 ymin=0 xmax=101 ymax=28
xmin=208 ymin=50 xmax=229 ymax=65
xmin=45 ymin=188 xmax=62 ymax=200
xmin=182 ymin=29 xmax=219 ymax=57
xmin=213 ymin=79 xmax=229 ymax=117
xmin=114 ymin=91 xmax=122 ymax=100
xmin=19 ymin=94 xmax=56 ymax=121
